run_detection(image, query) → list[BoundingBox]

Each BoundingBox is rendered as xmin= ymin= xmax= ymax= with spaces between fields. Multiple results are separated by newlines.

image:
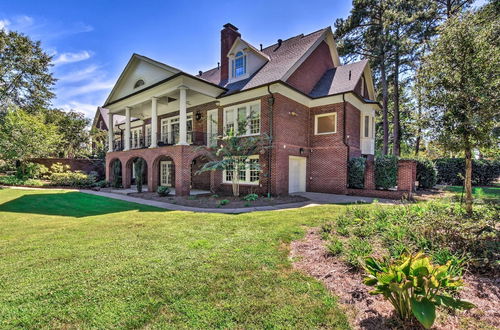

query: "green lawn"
xmin=443 ymin=185 xmax=500 ymax=201
xmin=0 ymin=188 xmax=351 ymax=329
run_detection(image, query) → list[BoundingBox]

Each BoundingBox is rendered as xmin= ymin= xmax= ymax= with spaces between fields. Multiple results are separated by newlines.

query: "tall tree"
xmin=0 ymin=30 xmax=55 ymax=113
xmin=417 ymin=3 xmax=499 ymax=213
xmin=44 ymin=109 xmax=91 ymax=158
xmin=0 ymin=107 xmax=60 ymax=162
xmin=335 ymin=0 xmax=392 ymax=154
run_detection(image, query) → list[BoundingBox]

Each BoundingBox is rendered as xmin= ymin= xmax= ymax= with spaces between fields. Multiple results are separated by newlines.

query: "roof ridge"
xmin=260 ymin=27 xmax=327 ymax=52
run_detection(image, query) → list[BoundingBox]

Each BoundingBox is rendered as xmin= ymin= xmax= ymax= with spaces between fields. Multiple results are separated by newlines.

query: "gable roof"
xmin=92 ymin=107 xmax=124 ymax=130
xmin=309 ymin=60 xmax=368 ymax=98
xmin=227 ymin=37 xmax=271 ymax=61
xmin=199 ymin=28 xmax=329 ymax=95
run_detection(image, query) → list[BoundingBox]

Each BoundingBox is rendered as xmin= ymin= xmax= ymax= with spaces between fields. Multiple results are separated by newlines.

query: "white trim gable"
xmin=104 ymin=54 xmax=181 ymax=105
xmin=227 ymin=38 xmax=269 ymax=83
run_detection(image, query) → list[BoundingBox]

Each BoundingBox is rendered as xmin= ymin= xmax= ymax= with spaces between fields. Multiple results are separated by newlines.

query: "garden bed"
xmin=291 ymin=228 xmax=500 ymax=329
xmin=127 ymin=191 xmax=309 ymax=209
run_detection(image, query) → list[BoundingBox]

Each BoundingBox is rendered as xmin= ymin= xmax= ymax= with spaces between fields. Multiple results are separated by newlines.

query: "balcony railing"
xmin=111 ymin=131 xmax=219 ymax=152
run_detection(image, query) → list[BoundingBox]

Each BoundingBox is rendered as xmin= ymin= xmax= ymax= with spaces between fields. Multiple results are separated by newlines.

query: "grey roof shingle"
xmin=309 ymin=59 xmax=368 ymax=98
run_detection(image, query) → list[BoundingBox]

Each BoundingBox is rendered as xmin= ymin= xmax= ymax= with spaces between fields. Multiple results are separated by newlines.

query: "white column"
xmin=124 ymin=107 xmax=131 ymax=151
xmin=149 ymin=97 xmax=158 ymax=148
xmin=177 ymin=87 xmax=188 ymax=145
xmin=107 ymin=112 xmax=114 ymax=152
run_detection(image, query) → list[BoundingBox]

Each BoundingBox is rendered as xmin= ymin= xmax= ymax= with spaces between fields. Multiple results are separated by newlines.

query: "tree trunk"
xmin=415 ymin=94 xmax=422 ymax=156
xmin=464 ymin=148 xmax=473 ymax=215
xmin=392 ymin=29 xmax=401 ymax=157
xmin=381 ymin=53 xmax=389 ymax=155
xmin=232 ymin=166 xmax=240 ymax=197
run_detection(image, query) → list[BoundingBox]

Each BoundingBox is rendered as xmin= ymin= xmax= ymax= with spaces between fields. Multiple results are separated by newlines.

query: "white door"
xmin=288 ymin=156 xmax=306 ymax=193
xmin=207 ymin=109 xmax=218 ymax=147
xmin=160 ymin=161 xmax=172 ymax=186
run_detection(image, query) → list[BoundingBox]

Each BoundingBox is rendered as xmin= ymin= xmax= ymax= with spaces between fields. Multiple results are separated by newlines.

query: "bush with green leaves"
xmin=16 ymin=162 xmax=49 ymax=179
xmin=326 ymin=237 xmax=343 ymax=256
xmin=218 ymin=199 xmax=230 ymax=206
xmin=243 ymin=193 xmax=259 ymax=201
xmin=93 ymin=180 xmax=109 ymax=188
xmin=416 ymin=159 xmax=437 ymax=189
xmin=363 ymin=253 xmax=474 ymax=329
xmin=50 ymin=171 xmax=96 ymax=188
xmin=345 ymin=237 xmax=372 ymax=269
xmin=0 ymin=175 xmax=44 ymax=186
xmin=348 ymin=157 xmax=366 ymax=189
xmin=157 ymin=186 xmax=170 ymax=197
xmin=375 ymin=155 xmax=398 ymax=189
xmin=50 ymin=162 xmax=70 ymax=174
xmin=434 ymin=158 xmax=500 ymax=186
xmin=134 ymin=158 xmax=145 ymax=193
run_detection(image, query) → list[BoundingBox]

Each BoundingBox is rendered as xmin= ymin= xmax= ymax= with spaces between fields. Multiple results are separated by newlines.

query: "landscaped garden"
xmin=1 ymin=187 xmax=498 ymax=328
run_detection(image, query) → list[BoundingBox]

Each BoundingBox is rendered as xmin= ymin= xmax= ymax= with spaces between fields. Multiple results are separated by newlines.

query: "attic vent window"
xmin=134 ymin=79 xmax=145 ymax=88
xmin=232 ymin=51 xmax=246 ymax=78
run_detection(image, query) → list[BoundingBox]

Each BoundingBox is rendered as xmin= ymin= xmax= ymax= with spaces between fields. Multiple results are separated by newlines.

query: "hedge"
xmin=49 ymin=171 xmax=96 ymax=188
xmin=348 ymin=157 xmax=366 ymax=188
xmin=375 ymin=155 xmax=398 ymax=189
xmin=434 ymin=158 xmax=500 ymax=186
xmin=416 ymin=159 xmax=437 ymax=189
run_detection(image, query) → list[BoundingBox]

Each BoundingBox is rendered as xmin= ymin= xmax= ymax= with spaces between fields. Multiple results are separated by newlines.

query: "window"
xmin=372 ymin=117 xmax=375 ymax=138
xmin=134 ymin=79 xmax=145 ymax=88
xmin=160 ymin=114 xmax=193 ymax=144
xmin=364 ymin=115 xmax=370 ymax=138
xmin=360 ymin=75 xmax=365 ymax=97
xmin=314 ymin=112 xmax=337 ymax=135
xmin=232 ymin=51 xmax=246 ymax=78
xmin=145 ymin=124 xmax=152 ymax=146
xmin=224 ymin=102 xmax=260 ymax=136
xmin=223 ymin=155 xmax=260 ymax=185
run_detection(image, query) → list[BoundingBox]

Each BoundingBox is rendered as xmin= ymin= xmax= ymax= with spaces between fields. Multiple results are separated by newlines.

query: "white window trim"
xmin=361 ymin=113 xmax=375 ymax=140
xmin=160 ymin=114 xmax=193 ymax=143
xmin=229 ymin=51 xmax=250 ymax=83
xmin=223 ymin=101 xmax=261 ymax=137
xmin=160 ymin=160 xmax=173 ymax=187
xmin=314 ymin=112 xmax=337 ymax=135
xmin=222 ymin=155 xmax=260 ymax=185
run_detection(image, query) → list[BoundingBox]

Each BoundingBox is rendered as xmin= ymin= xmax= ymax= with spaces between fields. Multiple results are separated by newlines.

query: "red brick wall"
xmin=286 ymin=41 xmax=334 ymax=94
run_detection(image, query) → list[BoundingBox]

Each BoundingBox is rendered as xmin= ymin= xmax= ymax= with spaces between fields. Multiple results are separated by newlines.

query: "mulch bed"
xmin=127 ymin=191 xmax=309 ymax=209
xmin=290 ymin=228 xmax=500 ymax=329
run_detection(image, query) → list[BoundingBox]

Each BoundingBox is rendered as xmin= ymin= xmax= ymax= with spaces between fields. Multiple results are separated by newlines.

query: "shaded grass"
xmin=0 ymin=188 xmax=350 ymax=329
xmin=443 ymin=185 xmax=500 ymax=202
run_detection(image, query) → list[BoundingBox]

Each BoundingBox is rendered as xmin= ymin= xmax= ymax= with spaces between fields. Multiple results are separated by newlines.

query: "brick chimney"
xmin=220 ymin=23 xmax=240 ymax=83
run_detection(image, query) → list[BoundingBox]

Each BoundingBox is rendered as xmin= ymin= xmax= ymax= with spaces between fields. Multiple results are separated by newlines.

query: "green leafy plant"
xmin=348 ymin=157 xmax=366 ymax=189
xmin=327 ymin=237 xmax=343 ymax=256
xmin=416 ymin=159 xmax=437 ymax=189
xmin=157 ymin=186 xmax=170 ymax=197
xmin=345 ymin=237 xmax=372 ymax=269
xmin=375 ymin=155 xmax=398 ymax=189
xmin=49 ymin=171 xmax=96 ymax=188
xmin=363 ymin=253 xmax=475 ymax=329
xmin=50 ymin=162 xmax=70 ymax=174
xmin=16 ymin=162 xmax=48 ymax=179
xmin=134 ymin=158 xmax=145 ymax=193
xmin=218 ymin=199 xmax=230 ymax=206
xmin=111 ymin=160 xmax=122 ymax=188
xmin=243 ymin=193 xmax=259 ymax=201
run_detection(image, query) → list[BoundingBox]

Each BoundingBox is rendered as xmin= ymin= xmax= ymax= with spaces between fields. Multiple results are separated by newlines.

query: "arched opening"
xmin=109 ymin=159 xmax=122 ymax=188
xmin=191 ymin=155 xmax=211 ymax=192
xmin=126 ymin=157 xmax=148 ymax=191
xmin=154 ymin=155 xmax=175 ymax=190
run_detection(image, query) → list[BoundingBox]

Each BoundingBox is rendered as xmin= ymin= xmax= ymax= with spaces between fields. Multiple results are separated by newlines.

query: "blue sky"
xmin=1 ymin=0 xmax=486 ymax=119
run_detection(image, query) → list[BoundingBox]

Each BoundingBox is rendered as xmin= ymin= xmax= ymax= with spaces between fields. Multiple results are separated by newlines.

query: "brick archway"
xmin=107 ymin=158 xmax=122 ymax=187
xmin=150 ymin=154 xmax=177 ymax=193
xmin=123 ymin=156 xmax=148 ymax=189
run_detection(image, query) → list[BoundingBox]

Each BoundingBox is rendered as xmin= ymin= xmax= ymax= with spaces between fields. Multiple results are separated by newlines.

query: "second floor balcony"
xmin=111 ymin=131 xmax=218 ymax=152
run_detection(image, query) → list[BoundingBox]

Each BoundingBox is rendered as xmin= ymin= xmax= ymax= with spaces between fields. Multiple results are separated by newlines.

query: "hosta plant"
xmin=363 ymin=253 xmax=475 ymax=329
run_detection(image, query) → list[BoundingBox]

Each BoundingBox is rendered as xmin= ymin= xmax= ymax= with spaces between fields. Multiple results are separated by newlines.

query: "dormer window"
xmin=134 ymin=79 xmax=145 ymax=88
xmin=232 ymin=51 xmax=246 ymax=78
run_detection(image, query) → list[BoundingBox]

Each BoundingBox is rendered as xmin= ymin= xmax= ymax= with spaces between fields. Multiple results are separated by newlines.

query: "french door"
xmin=207 ymin=109 xmax=218 ymax=147
xmin=160 ymin=161 xmax=173 ymax=187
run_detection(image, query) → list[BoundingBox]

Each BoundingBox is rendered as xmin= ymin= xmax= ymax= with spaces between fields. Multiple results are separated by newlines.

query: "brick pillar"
xmin=364 ymin=159 xmax=375 ymax=190
xmin=122 ymin=159 xmax=131 ymax=188
xmin=397 ymin=160 xmax=417 ymax=193
xmin=174 ymin=147 xmax=190 ymax=196
xmin=105 ymin=156 xmax=111 ymax=182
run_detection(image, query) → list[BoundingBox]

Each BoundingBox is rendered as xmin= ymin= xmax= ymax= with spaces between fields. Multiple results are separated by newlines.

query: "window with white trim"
xmin=223 ymin=155 xmax=260 ymax=185
xmin=364 ymin=115 xmax=370 ymax=138
xmin=224 ymin=102 xmax=260 ymax=136
xmin=314 ymin=112 xmax=337 ymax=135
xmin=232 ymin=51 xmax=246 ymax=78
xmin=145 ymin=124 xmax=151 ymax=146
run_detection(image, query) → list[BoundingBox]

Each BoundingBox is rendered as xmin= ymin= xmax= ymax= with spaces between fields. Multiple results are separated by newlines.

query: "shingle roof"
xmin=309 ymin=59 xmax=368 ymax=98
xmin=199 ymin=28 xmax=328 ymax=95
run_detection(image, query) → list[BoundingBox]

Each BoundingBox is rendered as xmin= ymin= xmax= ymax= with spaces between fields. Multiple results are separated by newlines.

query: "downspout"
xmin=267 ymin=84 xmax=275 ymax=197
xmin=342 ymin=93 xmax=350 ymax=191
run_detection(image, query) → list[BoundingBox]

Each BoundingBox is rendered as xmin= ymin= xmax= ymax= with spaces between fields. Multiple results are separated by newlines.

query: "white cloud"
xmin=57 ymin=65 xmax=101 ymax=82
xmin=60 ymin=79 xmax=114 ymax=98
xmin=59 ymin=101 xmax=98 ymax=119
xmin=0 ymin=19 xmax=10 ymax=31
xmin=53 ymin=51 xmax=92 ymax=65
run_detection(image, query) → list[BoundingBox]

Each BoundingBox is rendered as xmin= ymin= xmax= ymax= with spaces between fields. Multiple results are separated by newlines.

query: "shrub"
xmin=218 ymin=199 xmax=230 ymax=206
xmin=16 ymin=162 xmax=49 ymax=179
xmin=134 ymin=159 xmax=145 ymax=193
xmin=416 ymin=159 xmax=437 ymax=189
xmin=94 ymin=180 xmax=109 ymax=188
xmin=0 ymin=175 xmax=44 ymax=186
xmin=243 ymin=193 xmax=259 ymax=201
xmin=363 ymin=253 xmax=474 ymax=329
xmin=50 ymin=171 xmax=96 ymax=188
xmin=50 ymin=162 xmax=70 ymax=174
xmin=348 ymin=157 xmax=366 ymax=189
xmin=157 ymin=186 xmax=170 ymax=197
xmin=375 ymin=155 xmax=398 ymax=189
xmin=434 ymin=158 xmax=500 ymax=185
xmin=111 ymin=160 xmax=122 ymax=188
